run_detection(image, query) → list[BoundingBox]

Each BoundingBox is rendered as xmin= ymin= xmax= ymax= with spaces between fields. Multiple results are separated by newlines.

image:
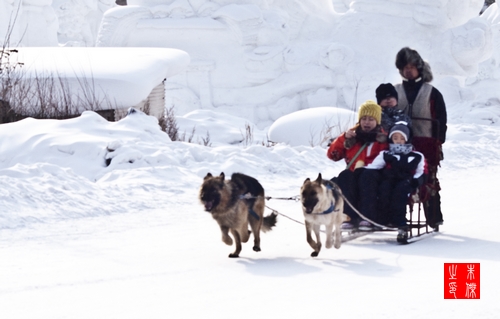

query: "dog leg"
xmin=220 ymin=225 xmax=233 ymax=246
xmin=334 ymin=217 xmax=342 ymax=248
xmin=333 ymin=227 xmax=341 ymax=249
xmin=334 ymin=197 xmax=344 ymax=249
xmin=325 ymin=221 xmax=334 ymax=249
xmin=313 ymin=224 xmax=322 ymax=256
xmin=305 ymin=221 xmax=321 ymax=257
xmin=229 ymin=229 xmax=242 ymax=258
xmin=240 ymin=225 xmax=251 ymax=244
xmin=250 ymin=198 xmax=266 ymax=252
xmin=248 ymin=213 xmax=262 ymax=252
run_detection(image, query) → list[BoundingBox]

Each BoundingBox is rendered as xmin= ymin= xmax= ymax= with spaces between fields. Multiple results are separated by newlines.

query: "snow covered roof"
xmin=7 ymin=47 xmax=190 ymax=108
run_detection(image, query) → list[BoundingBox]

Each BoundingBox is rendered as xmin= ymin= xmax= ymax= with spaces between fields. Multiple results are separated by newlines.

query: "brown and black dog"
xmin=199 ymin=172 xmax=277 ymax=258
xmin=300 ymin=173 xmax=347 ymax=257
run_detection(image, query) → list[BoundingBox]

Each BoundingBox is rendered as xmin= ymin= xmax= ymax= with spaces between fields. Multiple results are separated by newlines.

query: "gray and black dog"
xmin=199 ymin=172 xmax=277 ymax=258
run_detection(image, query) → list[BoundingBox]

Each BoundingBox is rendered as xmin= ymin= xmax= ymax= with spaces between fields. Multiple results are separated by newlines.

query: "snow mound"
xmin=268 ymin=107 xmax=356 ymax=147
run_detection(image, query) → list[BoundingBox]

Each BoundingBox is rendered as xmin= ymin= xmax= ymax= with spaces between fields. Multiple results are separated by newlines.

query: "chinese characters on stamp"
xmin=444 ymin=263 xmax=480 ymax=299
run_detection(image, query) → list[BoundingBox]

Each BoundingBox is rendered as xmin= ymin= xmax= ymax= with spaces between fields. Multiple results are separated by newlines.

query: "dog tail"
xmin=261 ymin=212 xmax=277 ymax=232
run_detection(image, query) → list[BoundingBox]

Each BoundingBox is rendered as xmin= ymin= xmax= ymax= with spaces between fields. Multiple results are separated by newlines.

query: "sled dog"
xmin=300 ymin=173 xmax=346 ymax=257
xmin=199 ymin=172 xmax=277 ymax=258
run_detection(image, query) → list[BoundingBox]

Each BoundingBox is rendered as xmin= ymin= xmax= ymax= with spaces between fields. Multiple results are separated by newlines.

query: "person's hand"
xmin=345 ymin=129 xmax=356 ymax=139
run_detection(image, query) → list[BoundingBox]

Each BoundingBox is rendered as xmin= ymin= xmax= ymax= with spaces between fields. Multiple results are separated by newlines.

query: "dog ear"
xmin=303 ymin=177 xmax=311 ymax=185
xmin=204 ymin=172 xmax=213 ymax=180
xmin=315 ymin=173 xmax=322 ymax=183
xmin=219 ymin=172 xmax=225 ymax=180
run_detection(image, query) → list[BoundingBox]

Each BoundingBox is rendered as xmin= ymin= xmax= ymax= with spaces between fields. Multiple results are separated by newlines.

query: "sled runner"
xmin=341 ymin=186 xmax=440 ymax=245
xmin=341 ymin=225 xmax=438 ymax=245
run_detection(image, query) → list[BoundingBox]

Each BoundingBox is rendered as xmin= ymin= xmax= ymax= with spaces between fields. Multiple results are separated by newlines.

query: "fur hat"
xmin=375 ymin=83 xmax=398 ymax=104
xmin=389 ymin=121 xmax=410 ymax=142
xmin=395 ymin=47 xmax=433 ymax=82
xmin=358 ymin=100 xmax=382 ymax=125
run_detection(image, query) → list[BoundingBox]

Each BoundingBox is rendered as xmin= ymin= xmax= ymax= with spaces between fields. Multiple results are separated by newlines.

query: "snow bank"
xmin=268 ymin=107 xmax=356 ymax=147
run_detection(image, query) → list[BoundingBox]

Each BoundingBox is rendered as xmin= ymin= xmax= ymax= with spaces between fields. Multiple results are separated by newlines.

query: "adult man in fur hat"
xmin=394 ymin=47 xmax=447 ymax=229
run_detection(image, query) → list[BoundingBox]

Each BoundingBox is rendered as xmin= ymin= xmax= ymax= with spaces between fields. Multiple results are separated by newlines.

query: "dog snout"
xmin=302 ymin=200 xmax=317 ymax=214
xmin=204 ymin=200 xmax=214 ymax=211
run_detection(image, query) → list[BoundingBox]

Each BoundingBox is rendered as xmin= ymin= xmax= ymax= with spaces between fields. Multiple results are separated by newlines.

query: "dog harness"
xmin=317 ymin=184 xmax=339 ymax=214
xmin=239 ymin=193 xmax=261 ymax=220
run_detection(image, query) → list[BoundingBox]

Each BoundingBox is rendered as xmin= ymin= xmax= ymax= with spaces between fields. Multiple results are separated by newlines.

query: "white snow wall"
xmin=2 ymin=0 xmax=500 ymax=129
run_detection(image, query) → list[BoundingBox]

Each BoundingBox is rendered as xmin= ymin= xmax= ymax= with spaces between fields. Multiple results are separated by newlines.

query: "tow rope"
xmin=240 ymin=192 xmax=398 ymax=231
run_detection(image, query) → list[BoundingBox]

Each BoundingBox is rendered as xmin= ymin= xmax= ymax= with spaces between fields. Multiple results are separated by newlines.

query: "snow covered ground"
xmin=0 ymin=109 xmax=499 ymax=318
xmin=1 ymin=1 xmax=500 ymax=318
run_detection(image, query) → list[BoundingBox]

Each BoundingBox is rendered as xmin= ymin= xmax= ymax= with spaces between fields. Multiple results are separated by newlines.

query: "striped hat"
xmin=389 ymin=121 xmax=410 ymax=142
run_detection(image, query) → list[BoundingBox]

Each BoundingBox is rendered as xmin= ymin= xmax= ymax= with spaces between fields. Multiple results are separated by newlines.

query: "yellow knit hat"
xmin=358 ymin=100 xmax=382 ymax=124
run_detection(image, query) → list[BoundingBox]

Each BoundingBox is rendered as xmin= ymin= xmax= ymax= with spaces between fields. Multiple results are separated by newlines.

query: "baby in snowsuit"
xmin=365 ymin=121 xmax=427 ymax=231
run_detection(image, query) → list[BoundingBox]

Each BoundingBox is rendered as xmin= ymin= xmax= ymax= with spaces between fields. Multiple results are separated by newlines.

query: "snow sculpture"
xmin=87 ymin=0 xmax=496 ymax=127
xmin=431 ymin=16 xmax=492 ymax=77
xmin=0 ymin=0 xmax=114 ymax=46
xmin=96 ymin=1 xmax=337 ymax=127
xmin=0 ymin=0 xmax=20 ymax=46
xmin=20 ymin=0 xmax=58 ymax=46
xmin=322 ymin=0 xmax=492 ymax=105
xmin=319 ymin=43 xmax=355 ymax=108
xmin=52 ymin=0 xmax=115 ymax=46
xmin=470 ymin=4 xmax=500 ymax=82
xmin=1 ymin=0 xmax=59 ymax=46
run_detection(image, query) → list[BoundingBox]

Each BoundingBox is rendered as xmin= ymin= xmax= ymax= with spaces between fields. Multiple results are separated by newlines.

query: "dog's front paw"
xmin=253 ymin=245 xmax=261 ymax=252
xmin=228 ymin=253 xmax=239 ymax=258
xmin=311 ymin=251 xmax=319 ymax=257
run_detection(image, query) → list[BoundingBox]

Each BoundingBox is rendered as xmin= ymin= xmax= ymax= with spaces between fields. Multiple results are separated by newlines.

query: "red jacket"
xmin=327 ymin=125 xmax=388 ymax=171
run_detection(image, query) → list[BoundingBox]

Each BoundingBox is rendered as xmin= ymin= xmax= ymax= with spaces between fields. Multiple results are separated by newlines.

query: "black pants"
xmin=358 ymin=169 xmax=382 ymax=223
xmin=358 ymin=169 xmax=411 ymax=226
xmin=331 ymin=169 xmax=364 ymax=224
xmin=420 ymin=164 xmax=443 ymax=227
xmin=412 ymin=137 xmax=444 ymax=227
xmin=379 ymin=178 xmax=412 ymax=227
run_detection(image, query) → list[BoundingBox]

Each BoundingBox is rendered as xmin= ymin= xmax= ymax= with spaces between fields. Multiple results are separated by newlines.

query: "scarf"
xmin=355 ymin=126 xmax=379 ymax=143
xmin=388 ymin=143 xmax=413 ymax=155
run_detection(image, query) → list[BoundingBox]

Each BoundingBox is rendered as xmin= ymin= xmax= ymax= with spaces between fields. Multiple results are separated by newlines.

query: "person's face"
xmin=379 ymin=97 xmax=397 ymax=108
xmin=359 ymin=116 xmax=377 ymax=132
xmin=391 ymin=132 xmax=406 ymax=145
xmin=403 ymin=64 xmax=419 ymax=80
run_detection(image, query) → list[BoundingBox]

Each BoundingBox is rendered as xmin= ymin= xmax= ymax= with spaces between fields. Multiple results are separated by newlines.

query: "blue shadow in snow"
xmin=236 ymin=256 xmax=402 ymax=278
xmin=350 ymin=232 xmax=500 ymax=261
xmin=236 ymin=257 xmax=321 ymax=277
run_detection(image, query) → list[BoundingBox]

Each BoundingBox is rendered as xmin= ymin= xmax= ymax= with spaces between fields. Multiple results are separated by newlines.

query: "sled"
xmin=341 ymin=117 xmax=443 ymax=244
xmin=341 ymin=188 xmax=440 ymax=245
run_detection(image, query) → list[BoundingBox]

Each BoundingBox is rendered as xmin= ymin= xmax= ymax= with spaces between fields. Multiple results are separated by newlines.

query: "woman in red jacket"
xmin=328 ymin=100 xmax=388 ymax=229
